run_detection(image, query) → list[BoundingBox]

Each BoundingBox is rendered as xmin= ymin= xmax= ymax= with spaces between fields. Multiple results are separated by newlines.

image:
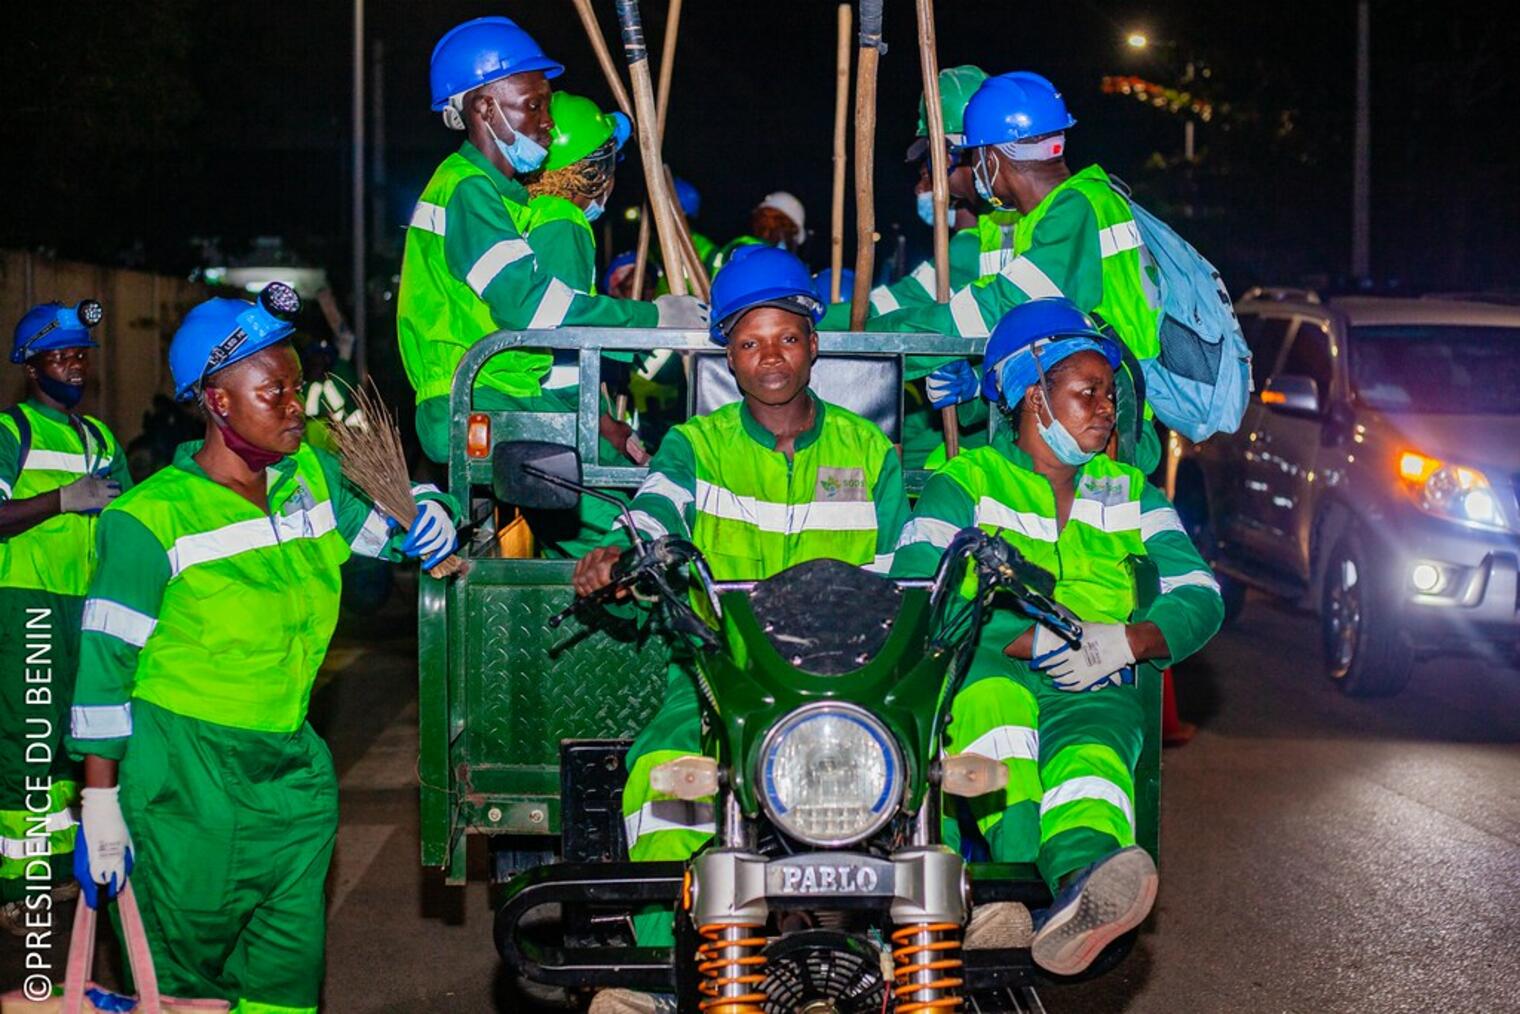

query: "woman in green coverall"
xmin=65 ymin=284 xmax=461 ymax=1013
xmin=893 ymin=298 xmax=1223 ymax=976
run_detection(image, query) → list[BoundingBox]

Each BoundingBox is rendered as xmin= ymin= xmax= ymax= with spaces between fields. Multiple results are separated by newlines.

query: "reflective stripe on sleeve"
xmin=409 ymin=201 xmax=447 ymax=236
xmin=81 ymin=599 xmax=157 ymax=648
xmin=908 ymin=260 xmax=939 ymax=294
xmin=71 ymin=702 xmax=133 ymax=741
xmin=1 ymin=811 xmax=76 ymax=860
xmin=1140 ymin=506 xmax=1187 ymax=541
xmin=637 ymin=471 xmax=695 ymax=514
xmin=1098 ymin=220 xmax=1143 ymax=258
xmin=1160 ymin=570 xmax=1222 ymax=595
xmin=999 ymin=256 xmax=1065 ymax=299
xmin=349 ymin=505 xmax=392 ymax=558
xmin=465 ymin=239 xmax=534 ymax=296
xmin=624 ymin=800 xmax=716 ymax=849
xmin=962 ymin=725 xmax=1040 ymax=763
xmin=0 ymin=477 xmax=10 ymax=499
xmin=528 ymin=278 xmax=578 ymax=329
xmin=869 ymin=285 xmax=901 ymax=315
xmin=948 ymin=286 xmax=990 ymax=338
xmin=864 ymin=553 xmax=894 ymax=574
xmin=896 ymin=516 xmax=960 ymax=550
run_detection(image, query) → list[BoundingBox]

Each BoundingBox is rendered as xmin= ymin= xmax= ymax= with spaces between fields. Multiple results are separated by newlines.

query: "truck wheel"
xmin=1321 ymin=528 xmax=1413 ymax=697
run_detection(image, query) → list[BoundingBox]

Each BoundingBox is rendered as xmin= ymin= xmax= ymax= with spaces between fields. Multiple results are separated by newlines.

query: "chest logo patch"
xmin=814 ymin=466 xmax=868 ymax=502
xmin=1077 ymin=474 xmax=1130 ymax=506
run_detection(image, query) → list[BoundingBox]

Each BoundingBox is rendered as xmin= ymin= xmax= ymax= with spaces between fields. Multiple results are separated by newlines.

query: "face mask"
xmin=1031 ymin=347 xmax=1097 ymax=466
xmin=37 ymin=374 xmax=84 ymax=409
xmin=973 ymin=150 xmax=1004 ymax=208
xmin=916 ymin=190 xmax=936 ymax=226
xmin=584 ymin=196 xmax=606 ymax=223
xmin=209 ymin=409 xmax=286 ymax=471
xmin=487 ymin=103 xmax=548 ymax=173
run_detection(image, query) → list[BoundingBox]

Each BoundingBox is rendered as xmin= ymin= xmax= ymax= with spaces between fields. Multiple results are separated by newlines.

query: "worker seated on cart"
xmin=571 ymin=248 xmax=909 ymax=961
xmin=892 ymin=298 xmax=1223 ymax=976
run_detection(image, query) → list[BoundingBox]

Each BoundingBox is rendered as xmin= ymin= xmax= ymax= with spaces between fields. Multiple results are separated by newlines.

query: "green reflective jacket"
xmin=0 ymin=401 xmax=130 ymax=595
xmin=605 ymin=394 xmax=908 ymax=581
xmin=67 ymin=440 xmax=454 ymax=759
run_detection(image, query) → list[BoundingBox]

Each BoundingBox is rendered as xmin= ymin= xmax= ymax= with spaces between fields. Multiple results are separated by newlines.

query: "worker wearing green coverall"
xmin=572 ymin=249 xmax=908 ymax=969
xmin=875 ymin=72 xmax=1167 ymax=473
xmin=893 ymin=298 xmax=1222 ymax=975
xmin=67 ymin=286 xmax=461 ymax=1013
xmin=0 ymin=300 xmax=128 ymax=932
xmin=397 ymin=16 xmax=705 ymax=465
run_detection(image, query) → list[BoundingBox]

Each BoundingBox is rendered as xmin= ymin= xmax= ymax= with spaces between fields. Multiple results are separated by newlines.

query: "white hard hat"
xmin=758 ymin=191 xmax=806 ymax=241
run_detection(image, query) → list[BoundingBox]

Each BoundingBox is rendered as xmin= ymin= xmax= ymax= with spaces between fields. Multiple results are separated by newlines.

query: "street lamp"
xmin=1122 ymin=29 xmax=1196 ymax=162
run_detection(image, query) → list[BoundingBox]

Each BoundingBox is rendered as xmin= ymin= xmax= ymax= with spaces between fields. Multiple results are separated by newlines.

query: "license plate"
xmin=766 ymin=855 xmax=895 ymax=897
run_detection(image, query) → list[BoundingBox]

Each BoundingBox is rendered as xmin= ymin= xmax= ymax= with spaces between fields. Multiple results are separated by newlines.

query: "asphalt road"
xmin=7 ymin=586 xmax=1520 ymax=1012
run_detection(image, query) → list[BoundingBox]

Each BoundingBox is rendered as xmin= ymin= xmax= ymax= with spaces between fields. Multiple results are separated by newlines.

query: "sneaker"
xmin=588 ymin=989 xmax=678 ymax=1014
xmin=963 ymin=901 xmax=1034 ymax=949
xmin=1030 ymin=846 xmax=1157 ymax=976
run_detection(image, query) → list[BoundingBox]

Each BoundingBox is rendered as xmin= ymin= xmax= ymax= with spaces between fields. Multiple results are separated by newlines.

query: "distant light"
xmin=1126 ymin=32 xmax=1149 ymax=49
xmin=623 ymin=206 xmax=640 ymax=222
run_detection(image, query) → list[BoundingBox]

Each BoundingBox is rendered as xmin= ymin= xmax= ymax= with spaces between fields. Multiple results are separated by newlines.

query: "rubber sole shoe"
xmin=1030 ymin=846 xmax=1157 ymax=977
xmin=964 ymin=901 xmax=1035 ymax=950
xmin=588 ymin=989 xmax=678 ymax=1014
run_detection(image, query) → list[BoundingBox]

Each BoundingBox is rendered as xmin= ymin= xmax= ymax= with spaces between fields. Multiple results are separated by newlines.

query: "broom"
xmin=324 ymin=378 xmax=468 ymax=579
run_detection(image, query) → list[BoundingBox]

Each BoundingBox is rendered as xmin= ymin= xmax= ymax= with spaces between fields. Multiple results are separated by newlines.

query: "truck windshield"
xmin=1349 ymin=324 xmax=1520 ymax=415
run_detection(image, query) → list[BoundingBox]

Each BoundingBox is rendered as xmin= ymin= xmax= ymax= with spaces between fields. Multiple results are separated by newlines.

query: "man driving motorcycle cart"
xmin=572 ymin=246 xmax=908 ymax=1013
xmin=892 ymin=297 xmax=1224 ymax=976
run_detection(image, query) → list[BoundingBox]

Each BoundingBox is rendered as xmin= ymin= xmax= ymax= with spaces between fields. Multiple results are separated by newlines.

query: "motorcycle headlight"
xmin=758 ymin=703 xmax=902 ymax=847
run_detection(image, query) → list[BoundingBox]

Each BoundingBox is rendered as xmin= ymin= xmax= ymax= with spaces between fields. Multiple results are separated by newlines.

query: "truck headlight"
xmin=1398 ymin=451 xmax=1510 ymax=532
xmin=758 ymin=703 xmax=902 ymax=847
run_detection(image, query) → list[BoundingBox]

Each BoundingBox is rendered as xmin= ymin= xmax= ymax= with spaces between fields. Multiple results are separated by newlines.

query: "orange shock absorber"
xmin=890 ymin=922 xmax=964 ymax=1012
xmin=695 ymin=922 xmax=768 ymax=1013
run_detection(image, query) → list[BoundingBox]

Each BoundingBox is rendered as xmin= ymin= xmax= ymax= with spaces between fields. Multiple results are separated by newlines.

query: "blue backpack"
xmin=1113 ymin=185 xmax=1252 ymax=442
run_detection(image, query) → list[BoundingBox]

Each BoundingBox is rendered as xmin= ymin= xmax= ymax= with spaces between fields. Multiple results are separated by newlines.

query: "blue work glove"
xmin=400 ymin=499 xmax=459 ymax=570
xmin=925 ymin=359 xmax=982 ymax=410
xmin=74 ymin=789 xmax=134 ymax=909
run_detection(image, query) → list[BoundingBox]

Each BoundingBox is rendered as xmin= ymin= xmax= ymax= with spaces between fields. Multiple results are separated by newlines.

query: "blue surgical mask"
xmin=487 ymin=104 xmax=548 ymax=173
xmin=916 ymin=190 xmax=936 ymax=226
xmin=1036 ymin=405 xmax=1097 ymax=466
xmin=584 ymin=196 xmax=606 ymax=223
xmin=37 ymin=374 xmax=84 ymax=409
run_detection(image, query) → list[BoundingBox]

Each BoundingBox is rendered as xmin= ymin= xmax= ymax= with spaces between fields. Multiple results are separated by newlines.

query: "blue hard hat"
xmin=708 ymin=246 xmax=823 ymax=345
xmin=673 ymin=177 xmax=701 ymax=218
xmin=602 ymin=250 xmax=638 ymax=294
xmin=11 ymin=300 xmax=103 ymax=364
xmin=812 ymin=267 xmax=855 ymax=305
xmin=963 ymin=72 xmax=1077 ymax=149
xmin=981 ymin=298 xmax=1120 ymax=404
xmin=429 ymin=16 xmax=564 ymax=111
xmin=169 ymin=283 xmax=301 ymax=402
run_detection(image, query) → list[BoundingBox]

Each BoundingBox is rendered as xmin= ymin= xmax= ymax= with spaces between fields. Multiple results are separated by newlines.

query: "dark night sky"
xmin=4 ymin=1 xmax=1518 ymax=297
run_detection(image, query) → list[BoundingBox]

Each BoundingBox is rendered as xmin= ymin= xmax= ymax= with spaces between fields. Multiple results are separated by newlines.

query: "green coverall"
xmin=611 ymin=395 xmax=909 ymax=945
xmin=66 ymin=440 xmax=454 ymax=1013
xmin=891 ymin=432 xmax=1222 ymax=889
xmin=874 ymin=166 xmax=1166 ymax=473
xmin=1 ymin=401 xmax=129 ymax=902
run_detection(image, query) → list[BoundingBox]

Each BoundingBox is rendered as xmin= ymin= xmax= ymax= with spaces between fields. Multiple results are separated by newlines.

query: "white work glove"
xmin=1036 ymin=622 xmax=1136 ymax=693
xmin=58 ymin=475 xmax=122 ymax=514
xmin=401 ymin=499 xmax=459 ymax=569
xmin=654 ymin=294 xmax=710 ymax=329
xmin=78 ymin=787 xmax=134 ymax=902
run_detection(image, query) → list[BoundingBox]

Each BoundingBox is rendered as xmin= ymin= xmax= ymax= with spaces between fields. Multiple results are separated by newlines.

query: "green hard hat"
xmin=542 ymin=91 xmax=631 ymax=171
xmin=915 ymin=64 xmax=989 ymax=139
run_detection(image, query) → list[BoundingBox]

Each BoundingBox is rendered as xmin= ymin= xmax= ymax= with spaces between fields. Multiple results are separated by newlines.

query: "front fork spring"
xmin=695 ymin=921 xmax=768 ymax=1013
xmin=890 ymin=921 xmax=964 ymax=1012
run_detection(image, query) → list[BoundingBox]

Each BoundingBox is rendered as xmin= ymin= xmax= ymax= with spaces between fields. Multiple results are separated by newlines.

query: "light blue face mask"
xmin=973 ymin=150 xmax=1004 ymax=208
xmin=1030 ymin=346 xmax=1098 ymax=466
xmin=916 ymin=190 xmax=936 ymax=226
xmin=584 ymin=196 xmax=606 ymax=223
xmin=488 ymin=103 xmax=549 ymax=173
